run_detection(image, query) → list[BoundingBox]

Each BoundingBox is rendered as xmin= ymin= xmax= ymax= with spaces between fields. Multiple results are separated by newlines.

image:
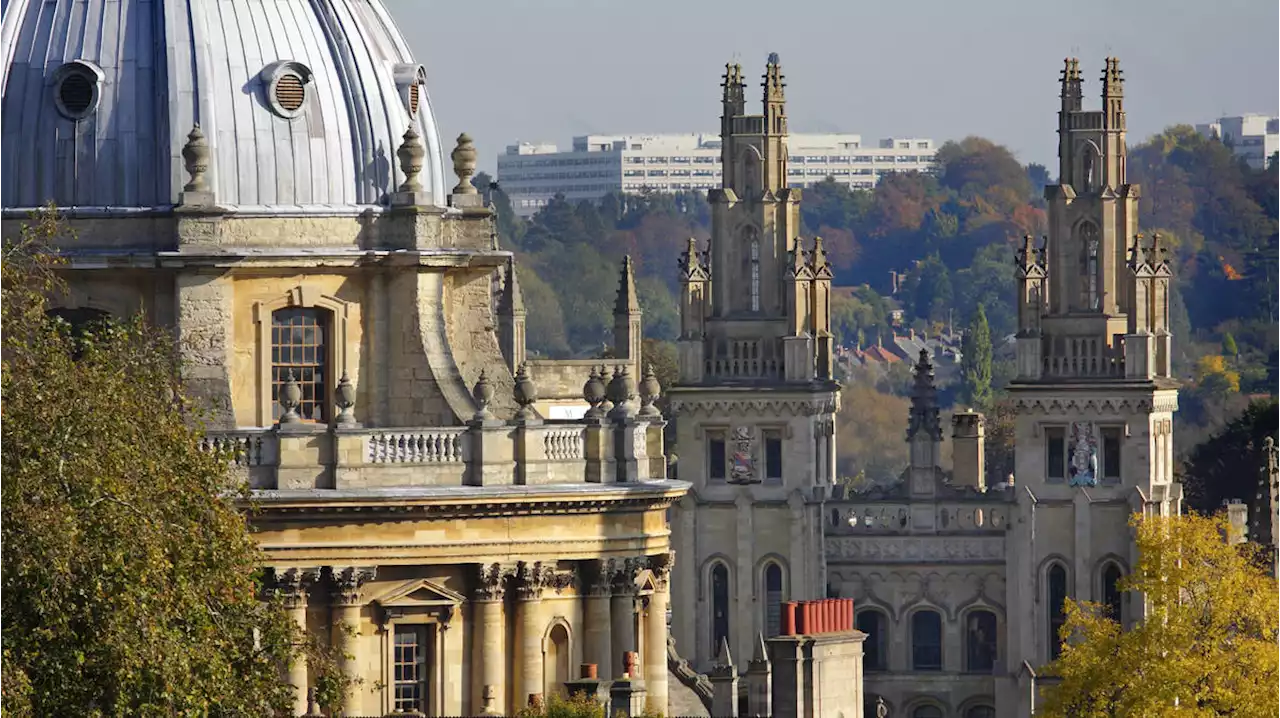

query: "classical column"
xmin=644 ymin=553 xmax=673 ymax=713
xmin=330 ymin=566 xmax=375 ymax=715
xmin=473 ymin=563 xmax=514 ymax=715
xmin=610 ymin=558 xmax=640 ymax=679
xmin=584 ymin=561 xmax=614 ymax=675
xmin=275 ymin=568 xmax=319 ymax=717
xmin=517 ymin=561 xmax=550 ymax=708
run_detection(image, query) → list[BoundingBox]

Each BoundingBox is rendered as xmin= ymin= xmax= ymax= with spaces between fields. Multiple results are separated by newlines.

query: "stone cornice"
xmin=668 ymin=394 xmax=838 ymax=418
xmin=1010 ymin=393 xmax=1179 ymax=415
xmin=244 ymin=482 xmax=689 ymax=519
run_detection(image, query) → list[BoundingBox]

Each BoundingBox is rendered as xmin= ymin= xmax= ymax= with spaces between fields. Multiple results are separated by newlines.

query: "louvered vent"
xmin=274 ymin=73 xmax=306 ymax=112
xmin=58 ymin=71 xmax=95 ymax=117
xmin=409 ymin=83 xmax=420 ymax=117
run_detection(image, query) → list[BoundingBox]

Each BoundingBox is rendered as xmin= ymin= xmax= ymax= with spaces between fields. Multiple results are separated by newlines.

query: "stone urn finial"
xmin=473 ymin=369 xmax=495 ymax=421
xmin=397 ymin=123 xmax=425 ymax=193
xmin=607 ymin=365 xmax=634 ymax=420
xmin=181 ymin=123 xmax=210 ymax=193
xmin=451 ymin=132 xmax=478 ymax=195
xmin=639 ymin=363 xmax=662 ymax=417
xmin=334 ymin=371 xmax=356 ymax=426
xmin=279 ymin=370 xmax=302 ymax=424
xmin=513 ymin=362 xmax=538 ymax=421
xmin=583 ymin=365 xmax=606 ymax=419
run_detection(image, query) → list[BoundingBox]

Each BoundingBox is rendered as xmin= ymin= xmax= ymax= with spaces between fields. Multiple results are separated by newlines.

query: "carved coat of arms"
xmin=730 ymin=426 xmax=756 ymax=483
xmin=1068 ymin=421 xmax=1099 ymax=487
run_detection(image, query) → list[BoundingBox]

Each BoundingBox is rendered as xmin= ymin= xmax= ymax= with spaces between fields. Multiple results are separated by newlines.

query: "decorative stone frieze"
xmin=667 ymin=395 xmax=838 ymax=418
xmin=825 ymin=536 xmax=1005 ymax=563
xmin=1012 ymin=394 xmax=1178 ymax=415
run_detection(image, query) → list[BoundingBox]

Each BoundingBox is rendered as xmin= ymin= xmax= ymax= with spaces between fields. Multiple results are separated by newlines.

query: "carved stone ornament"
xmin=475 ymin=562 xmax=515 ymax=601
xmin=451 ymin=132 xmax=478 ymax=195
xmin=181 ymin=123 xmax=210 ymax=192
xmin=396 ymin=123 xmax=425 ymax=193
xmin=1068 ymin=421 xmax=1099 ymax=487
xmin=729 ymin=426 xmax=756 ymax=483
xmin=638 ymin=364 xmax=662 ymax=417
xmin=272 ymin=567 xmax=319 ymax=608
xmin=279 ymin=370 xmax=302 ymax=424
xmin=472 ymin=369 xmax=494 ymax=421
xmin=583 ymin=366 xmax=606 ymax=419
xmin=516 ymin=560 xmax=550 ymax=600
xmin=331 ymin=566 xmax=376 ymax=605
xmin=334 ymin=371 xmax=356 ymax=426
xmin=648 ymin=551 xmax=674 ymax=588
xmin=513 ymin=363 xmax=538 ymax=421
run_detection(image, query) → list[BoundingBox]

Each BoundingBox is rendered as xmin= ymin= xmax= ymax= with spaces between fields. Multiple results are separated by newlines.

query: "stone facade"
xmin=668 ymin=54 xmax=840 ymax=674
xmin=670 ymin=56 xmax=1181 ymax=718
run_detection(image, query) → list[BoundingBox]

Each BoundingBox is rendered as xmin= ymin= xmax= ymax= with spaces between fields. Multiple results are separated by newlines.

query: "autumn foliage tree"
xmin=1 ymin=208 xmax=299 ymax=715
xmin=1040 ymin=512 xmax=1279 ymax=717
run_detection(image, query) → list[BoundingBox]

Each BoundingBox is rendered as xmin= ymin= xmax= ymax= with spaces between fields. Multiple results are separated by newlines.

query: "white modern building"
xmin=1195 ymin=114 xmax=1279 ymax=169
xmin=497 ymin=132 xmax=936 ymax=216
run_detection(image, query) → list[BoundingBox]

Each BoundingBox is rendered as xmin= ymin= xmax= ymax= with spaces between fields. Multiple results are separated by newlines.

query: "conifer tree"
xmin=959 ymin=303 xmax=993 ymax=410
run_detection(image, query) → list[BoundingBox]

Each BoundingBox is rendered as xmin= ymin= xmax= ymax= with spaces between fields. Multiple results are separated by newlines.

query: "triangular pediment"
xmin=634 ymin=569 xmax=658 ymax=594
xmin=372 ymin=578 xmax=465 ymax=609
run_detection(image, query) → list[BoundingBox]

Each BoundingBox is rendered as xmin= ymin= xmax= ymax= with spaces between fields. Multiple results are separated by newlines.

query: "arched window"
xmin=1075 ymin=222 xmax=1100 ymax=311
xmin=965 ymin=610 xmax=998 ymax=672
xmin=1101 ymin=563 xmax=1123 ymax=623
xmin=750 ymin=238 xmax=761 ymax=312
xmin=911 ymin=610 xmax=943 ymax=671
xmin=856 ymin=609 xmax=888 ymax=671
xmin=271 ymin=307 xmax=329 ymax=421
xmin=965 ymin=707 xmax=996 ymax=718
xmin=912 ymin=706 xmax=943 ymax=718
xmin=711 ymin=563 xmax=730 ymax=652
xmin=1047 ymin=563 xmax=1069 ymax=660
xmin=763 ymin=563 xmax=784 ymax=637
xmin=545 ymin=623 xmax=570 ymax=698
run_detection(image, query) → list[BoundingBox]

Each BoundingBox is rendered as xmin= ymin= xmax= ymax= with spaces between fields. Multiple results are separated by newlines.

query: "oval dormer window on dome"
xmin=261 ymin=61 xmax=314 ymax=119
xmin=52 ymin=60 xmax=105 ymax=121
xmin=393 ymin=63 xmax=428 ymax=119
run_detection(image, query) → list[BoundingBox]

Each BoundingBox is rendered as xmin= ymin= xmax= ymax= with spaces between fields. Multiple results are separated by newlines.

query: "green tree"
xmin=1181 ymin=398 xmax=1279 ymax=515
xmin=1041 ymin=512 xmax=1279 ymax=717
xmin=1222 ymin=331 xmax=1239 ymax=359
xmin=2 ymin=208 xmax=299 ymax=716
xmin=959 ymin=303 xmax=993 ymax=410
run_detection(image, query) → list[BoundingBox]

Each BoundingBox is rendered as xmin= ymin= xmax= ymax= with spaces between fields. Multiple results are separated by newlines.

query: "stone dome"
xmin=0 ymin=0 xmax=446 ymax=212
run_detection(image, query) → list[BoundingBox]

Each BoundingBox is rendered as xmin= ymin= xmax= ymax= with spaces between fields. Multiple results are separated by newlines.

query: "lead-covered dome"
xmin=0 ymin=0 xmax=446 ymax=211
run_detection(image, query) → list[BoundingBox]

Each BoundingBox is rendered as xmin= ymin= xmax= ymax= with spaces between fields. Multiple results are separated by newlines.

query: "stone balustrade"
xmin=201 ymin=417 xmax=658 ymax=491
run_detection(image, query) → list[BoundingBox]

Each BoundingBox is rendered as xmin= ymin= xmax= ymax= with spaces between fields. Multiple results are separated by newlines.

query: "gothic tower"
xmin=1000 ymin=58 xmax=1181 ymax=714
xmin=668 ymin=54 xmax=840 ymax=670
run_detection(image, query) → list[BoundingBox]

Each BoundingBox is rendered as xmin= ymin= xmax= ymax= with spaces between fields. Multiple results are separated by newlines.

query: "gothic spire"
xmin=614 ymin=255 xmax=640 ymax=315
xmin=907 ymin=348 xmax=942 ymax=441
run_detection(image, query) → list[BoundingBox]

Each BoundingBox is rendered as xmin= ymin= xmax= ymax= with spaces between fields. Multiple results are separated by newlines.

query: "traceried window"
xmin=857 ymin=609 xmax=888 ymax=671
xmin=1048 ymin=563 xmax=1069 ymax=660
xmin=965 ymin=610 xmax=998 ymax=672
xmin=271 ymin=308 xmax=328 ymax=421
xmin=1076 ymin=222 xmax=1100 ymax=311
xmin=393 ymin=625 xmax=429 ymax=712
xmin=711 ymin=563 xmax=730 ymax=651
xmin=763 ymin=563 xmax=784 ymax=637
xmin=911 ymin=610 xmax=943 ymax=671
xmin=750 ymin=238 xmax=761 ymax=312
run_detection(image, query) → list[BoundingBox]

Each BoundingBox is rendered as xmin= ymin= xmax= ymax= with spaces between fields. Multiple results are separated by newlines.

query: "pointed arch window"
xmin=711 ymin=563 xmax=730 ymax=652
xmin=1076 ymin=222 xmax=1100 ymax=311
xmin=1101 ymin=563 xmax=1123 ymax=623
xmin=1047 ymin=563 xmax=1069 ymax=660
xmin=763 ymin=563 xmax=784 ymax=637
xmin=857 ymin=609 xmax=888 ymax=671
xmin=911 ymin=610 xmax=943 ymax=670
xmin=750 ymin=238 xmax=761 ymax=312
xmin=965 ymin=610 xmax=998 ymax=672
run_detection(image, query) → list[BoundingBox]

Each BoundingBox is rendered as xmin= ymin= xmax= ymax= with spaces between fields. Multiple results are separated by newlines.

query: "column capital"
xmin=607 ymin=557 xmax=645 ymax=595
xmin=586 ymin=560 xmax=615 ymax=597
xmin=271 ymin=566 xmax=321 ymax=608
xmin=330 ymin=566 xmax=376 ymax=606
xmin=474 ymin=562 xmax=518 ymax=601
xmin=517 ymin=560 xmax=575 ymax=600
xmin=648 ymin=552 xmax=675 ymax=590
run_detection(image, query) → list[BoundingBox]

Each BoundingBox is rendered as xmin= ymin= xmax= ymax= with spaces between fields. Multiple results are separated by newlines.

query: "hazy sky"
xmin=386 ymin=0 xmax=1279 ymax=174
